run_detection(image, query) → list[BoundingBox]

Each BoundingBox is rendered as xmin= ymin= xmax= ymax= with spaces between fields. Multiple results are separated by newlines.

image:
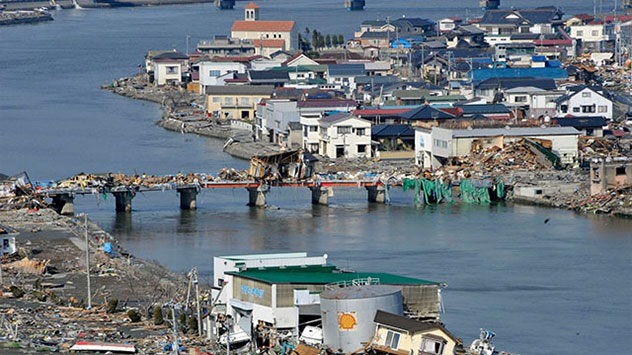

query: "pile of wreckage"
xmin=579 ymin=137 xmax=630 ymax=161
xmin=570 ymin=185 xmax=632 ymax=215
xmin=435 ymin=138 xmax=559 ymax=181
xmin=0 ymin=172 xmax=47 ymax=211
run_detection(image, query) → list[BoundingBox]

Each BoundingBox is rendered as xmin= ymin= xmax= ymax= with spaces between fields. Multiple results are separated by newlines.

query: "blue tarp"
xmin=472 ymin=67 xmax=568 ymax=82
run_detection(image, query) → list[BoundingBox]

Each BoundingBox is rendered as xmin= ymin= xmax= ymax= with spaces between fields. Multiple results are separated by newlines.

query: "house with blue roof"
xmin=471 ymin=66 xmax=568 ymax=83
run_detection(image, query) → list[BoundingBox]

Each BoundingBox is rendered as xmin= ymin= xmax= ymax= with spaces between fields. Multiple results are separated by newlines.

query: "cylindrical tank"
xmin=320 ymin=285 xmax=403 ymax=353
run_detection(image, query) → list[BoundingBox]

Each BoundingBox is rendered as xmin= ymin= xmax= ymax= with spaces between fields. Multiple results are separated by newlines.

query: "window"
xmin=582 ymin=92 xmax=591 ymax=98
xmin=384 ymin=331 xmax=401 ymax=350
xmin=576 ymin=30 xmax=583 ymax=36
xmin=166 ymin=66 xmax=178 ymax=74
xmin=309 ymin=126 xmax=318 ymax=132
xmin=357 ymin=145 xmax=366 ymax=153
xmin=356 ymin=128 xmax=366 ymax=136
xmin=616 ymin=167 xmax=626 ymax=176
xmin=581 ymin=105 xmax=596 ymax=113
xmin=434 ymin=139 xmax=448 ymax=149
xmin=515 ymin=96 xmax=527 ymax=103
xmin=573 ymin=107 xmax=580 ymax=113
xmin=592 ymin=30 xmax=599 ymax=36
xmin=420 ymin=338 xmax=445 ymax=355
xmin=241 ymin=97 xmax=250 ymax=105
xmin=224 ymin=97 xmax=233 ymax=105
xmin=209 ymin=70 xmax=221 ymax=77
xmin=212 ymin=97 xmax=221 ymax=103
xmin=337 ymin=126 xmax=352 ymax=134
xmin=598 ymin=105 xmax=608 ymax=113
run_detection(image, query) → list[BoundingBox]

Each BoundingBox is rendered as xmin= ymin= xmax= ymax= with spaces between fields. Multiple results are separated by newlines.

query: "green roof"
xmin=227 ymin=265 xmax=439 ymax=285
xmin=424 ymin=95 xmax=466 ymax=102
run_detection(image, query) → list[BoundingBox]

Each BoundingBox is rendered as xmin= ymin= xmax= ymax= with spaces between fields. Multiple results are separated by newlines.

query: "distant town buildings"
xmin=143 ymin=2 xmax=631 ymax=163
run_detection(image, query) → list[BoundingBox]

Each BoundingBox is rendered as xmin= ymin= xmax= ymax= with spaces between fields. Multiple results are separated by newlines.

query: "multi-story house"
xmin=569 ymin=21 xmax=615 ymax=52
xmin=316 ymin=113 xmax=372 ymax=159
xmin=476 ymin=7 xmax=565 ymax=46
xmin=555 ymin=85 xmax=613 ymax=120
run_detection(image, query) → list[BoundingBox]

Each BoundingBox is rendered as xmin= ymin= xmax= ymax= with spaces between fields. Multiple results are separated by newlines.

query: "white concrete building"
xmin=198 ymin=61 xmax=247 ymax=91
xmin=503 ymin=87 xmax=565 ymax=119
xmin=231 ymin=2 xmax=297 ymax=51
xmin=153 ymin=59 xmax=183 ymax=86
xmin=0 ymin=223 xmax=17 ymax=256
xmin=569 ymin=22 xmax=615 ymax=51
xmin=555 ymin=86 xmax=613 ymax=120
xmin=212 ymin=252 xmax=328 ymax=327
xmin=317 ymin=113 xmax=372 ymax=159
xmin=439 ymin=17 xmax=463 ymax=33
xmin=415 ymin=126 xmax=580 ymax=168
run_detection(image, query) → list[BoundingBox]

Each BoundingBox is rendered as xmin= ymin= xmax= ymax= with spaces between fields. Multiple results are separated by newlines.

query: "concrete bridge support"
xmin=113 ymin=191 xmax=134 ymax=213
xmin=177 ymin=187 xmax=198 ymax=210
xmin=51 ymin=194 xmax=74 ymax=215
xmin=246 ymin=186 xmax=268 ymax=207
xmin=310 ymin=186 xmax=331 ymax=205
xmin=366 ymin=186 xmax=386 ymax=203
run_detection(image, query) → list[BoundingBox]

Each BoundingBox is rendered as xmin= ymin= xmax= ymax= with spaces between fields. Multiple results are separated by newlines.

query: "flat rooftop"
xmin=218 ymin=252 xmax=310 ymax=261
xmin=227 ymin=265 xmax=440 ymax=285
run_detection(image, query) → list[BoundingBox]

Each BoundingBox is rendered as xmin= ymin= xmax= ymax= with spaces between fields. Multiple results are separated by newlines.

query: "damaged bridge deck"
xmin=42 ymin=179 xmax=390 ymax=214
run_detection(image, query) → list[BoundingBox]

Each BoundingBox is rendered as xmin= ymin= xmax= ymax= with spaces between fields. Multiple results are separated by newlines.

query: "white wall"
xmin=199 ymin=61 xmax=247 ymax=88
xmin=154 ymin=62 xmax=182 ymax=86
xmin=570 ymin=24 xmax=614 ymax=43
xmin=556 ymin=87 xmax=613 ymax=120
xmin=320 ymin=117 xmax=372 ymax=158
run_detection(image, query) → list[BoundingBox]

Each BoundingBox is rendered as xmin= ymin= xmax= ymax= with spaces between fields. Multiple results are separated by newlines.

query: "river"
xmin=1 ymin=1 xmax=630 ymax=354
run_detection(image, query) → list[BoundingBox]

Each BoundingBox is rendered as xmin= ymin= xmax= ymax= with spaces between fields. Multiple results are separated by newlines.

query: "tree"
xmin=325 ymin=34 xmax=331 ymax=47
xmin=332 ymin=35 xmax=338 ymax=47
xmin=338 ymin=34 xmax=344 ymax=46
xmin=312 ymin=30 xmax=319 ymax=49
xmin=318 ymin=34 xmax=325 ymax=49
xmin=305 ymin=27 xmax=310 ymax=37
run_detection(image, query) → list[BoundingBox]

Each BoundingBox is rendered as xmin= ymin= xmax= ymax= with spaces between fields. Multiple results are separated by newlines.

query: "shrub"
xmin=128 ymin=309 xmax=141 ymax=323
xmin=153 ymin=306 xmax=164 ymax=325
xmin=106 ymin=299 xmax=118 ymax=313
xmin=9 ymin=286 xmax=24 ymax=298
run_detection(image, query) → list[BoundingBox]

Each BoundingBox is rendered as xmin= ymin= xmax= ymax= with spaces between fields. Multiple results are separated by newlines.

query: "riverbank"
xmin=2 ymin=0 xmax=212 ymax=11
xmin=103 ymin=76 xmax=632 ymax=218
xmin=0 ymin=10 xmax=53 ymax=26
xmin=0 ymin=208 xmax=208 ymax=353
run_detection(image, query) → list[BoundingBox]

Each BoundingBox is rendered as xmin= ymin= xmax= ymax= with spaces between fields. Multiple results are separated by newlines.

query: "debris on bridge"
xmin=249 ymin=150 xmax=316 ymax=181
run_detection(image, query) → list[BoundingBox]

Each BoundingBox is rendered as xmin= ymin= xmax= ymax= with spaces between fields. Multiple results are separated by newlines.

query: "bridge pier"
xmin=113 ymin=191 xmax=134 ymax=213
xmin=178 ymin=187 xmax=198 ymax=210
xmin=366 ymin=185 xmax=386 ymax=203
xmin=246 ymin=186 xmax=267 ymax=207
xmin=51 ymin=194 xmax=74 ymax=215
xmin=310 ymin=186 xmax=331 ymax=205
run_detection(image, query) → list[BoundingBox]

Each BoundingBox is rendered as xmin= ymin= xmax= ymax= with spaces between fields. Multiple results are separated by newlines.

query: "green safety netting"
xmin=496 ymin=181 xmax=505 ymax=200
xmin=403 ymin=178 xmax=452 ymax=206
xmin=460 ymin=179 xmax=491 ymax=204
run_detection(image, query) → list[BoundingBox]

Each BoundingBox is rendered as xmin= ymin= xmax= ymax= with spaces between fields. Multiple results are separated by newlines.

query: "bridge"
xmin=43 ymin=179 xmax=390 ymax=215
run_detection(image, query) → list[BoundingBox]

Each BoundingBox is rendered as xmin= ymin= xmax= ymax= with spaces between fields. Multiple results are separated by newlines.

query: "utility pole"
xmin=172 ymin=306 xmax=179 ymax=354
xmin=83 ymin=213 xmax=92 ymax=309
xmin=186 ymin=35 xmax=190 ymax=55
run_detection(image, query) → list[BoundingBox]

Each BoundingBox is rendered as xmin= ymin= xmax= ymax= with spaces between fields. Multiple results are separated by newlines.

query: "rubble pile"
xmin=570 ymin=186 xmax=632 ymax=215
xmin=0 ymin=175 xmax=48 ymax=211
xmin=579 ymin=137 xmax=629 ymax=160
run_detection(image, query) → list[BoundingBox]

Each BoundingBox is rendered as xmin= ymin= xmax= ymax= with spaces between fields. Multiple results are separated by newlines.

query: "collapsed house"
xmin=248 ymin=150 xmax=317 ymax=181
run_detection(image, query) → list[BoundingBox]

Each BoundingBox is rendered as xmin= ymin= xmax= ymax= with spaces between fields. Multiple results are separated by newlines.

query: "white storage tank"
xmin=320 ymin=285 xmax=403 ymax=353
